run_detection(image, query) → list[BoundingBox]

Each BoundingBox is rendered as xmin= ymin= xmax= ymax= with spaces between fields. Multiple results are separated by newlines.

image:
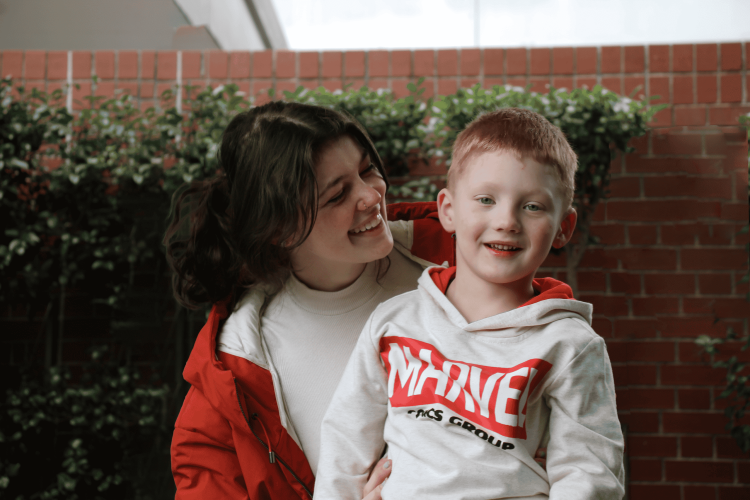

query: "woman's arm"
xmin=171 ymin=387 xmax=249 ymax=499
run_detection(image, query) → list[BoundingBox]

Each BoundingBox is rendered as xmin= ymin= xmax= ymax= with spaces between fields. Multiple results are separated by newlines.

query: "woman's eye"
xmin=361 ymin=163 xmax=377 ymax=176
xmin=328 ymin=191 xmax=344 ymax=204
xmin=524 ymin=204 xmax=540 ymax=212
xmin=478 ymin=197 xmax=493 ymax=205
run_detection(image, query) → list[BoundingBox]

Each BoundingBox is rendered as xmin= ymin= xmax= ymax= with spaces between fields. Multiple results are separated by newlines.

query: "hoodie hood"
xmin=420 ymin=266 xmax=593 ymax=333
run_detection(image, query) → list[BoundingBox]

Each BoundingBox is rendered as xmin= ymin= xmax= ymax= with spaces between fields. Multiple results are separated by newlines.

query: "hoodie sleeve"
xmin=171 ymin=387 xmax=249 ymax=500
xmin=314 ymin=314 xmax=389 ymax=500
xmin=387 ymin=201 xmax=455 ymax=267
xmin=544 ymin=336 xmax=626 ymax=500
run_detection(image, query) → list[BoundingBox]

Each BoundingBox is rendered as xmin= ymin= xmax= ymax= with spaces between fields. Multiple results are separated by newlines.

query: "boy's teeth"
xmin=489 ymin=243 xmax=519 ymax=251
xmin=351 ymin=214 xmax=382 ymax=234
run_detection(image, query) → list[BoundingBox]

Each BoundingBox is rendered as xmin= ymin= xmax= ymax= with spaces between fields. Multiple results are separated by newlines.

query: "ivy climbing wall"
xmin=1 ymin=44 xmax=749 ymax=500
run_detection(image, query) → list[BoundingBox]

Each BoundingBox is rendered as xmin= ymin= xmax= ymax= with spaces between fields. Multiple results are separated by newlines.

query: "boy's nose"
xmin=493 ymin=207 xmax=521 ymax=232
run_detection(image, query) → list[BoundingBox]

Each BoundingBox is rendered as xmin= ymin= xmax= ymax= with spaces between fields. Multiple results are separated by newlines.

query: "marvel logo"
xmin=380 ymin=337 xmax=552 ymax=439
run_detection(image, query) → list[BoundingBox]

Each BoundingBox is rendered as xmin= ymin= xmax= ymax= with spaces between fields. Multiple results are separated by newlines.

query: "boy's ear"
xmin=437 ymin=188 xmax=456 ymax=234
xmin=552 ymin=207 xmax=577 ymax=249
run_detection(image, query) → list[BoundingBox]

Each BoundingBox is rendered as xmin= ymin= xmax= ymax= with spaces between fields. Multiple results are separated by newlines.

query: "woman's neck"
xmin=292 ymin=261 xmax=368 ymax=292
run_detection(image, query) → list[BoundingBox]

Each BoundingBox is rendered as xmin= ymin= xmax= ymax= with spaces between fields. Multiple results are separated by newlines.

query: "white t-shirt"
xmin=217 ymin=245 xmax=424 ymax=473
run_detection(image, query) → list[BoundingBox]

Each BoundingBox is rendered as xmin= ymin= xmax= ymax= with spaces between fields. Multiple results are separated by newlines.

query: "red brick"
xmin=418 ymin=78 xmax=434 ymax=99
xmin=22 ymin=50 xmax=45 ymax=80
xmin=93 ymin=51 xmax=114 ymax=80
xmin=414 ymin=50 xmax=434 ymax=77
xmin=1 ymin=50 xmax=23 ymax=79
xmin=685 ymin=485 xmax=717 ymax=500
xmin=579 ymin=295 xmax=629 ymax=316
xmin=678 ymin=388 xmax=711 ymax=409
xmin=94 ymin=81 xmax=115 ymax=100
xmin=720 ymin=74 xmax=742 ymax=103
xmin=116 ymin=51 xmax=137 ymax=79
xmin=719 ymin=486 xmax=750 ymax=500
xmin=629 ymin=388 xmax=675 ymax=409
xmin=625 ymin=76 xmax=646 ymax=98
xmin=299 ymin=52 xmax=319 ymax=79
xmin=649 ymin=45 xmax=670 ymax=73
xmin=643 ymin=274 xmax=694 ymax=295
xmin=613 ymin=318 xmax=655 ymax=339
xmin=179 ymin=51 xmax=201 ymax=79
xmin=437 ymin=79 xmax=457 ymax=96
xmin=459 ymin=48 xmax=480 ymax=76
xmin=720 ymin=43 xmax=742 ymax=71
xmin=367 ymin=78 xmax=388 ymax=91
xmin=738 ymin=461 xmax=750 ymax=483
xmin=629 ymin=436 xmax=678 ymax=457
xmin=673 ymin=44 xmax=694 ymax=72
xmin=697 ymin=74 xmax=718 ymax=103
xmin=391 ymin=79 xmax=409 ymax=99
xmin=658 ymin=317 xmax=731 ymax=338
xmin=275 ymin=51 xmax=295 ymax=79
xmin=46 ymin=51 xmax=67 ymax=80
xmin=666 ymin=459 xmax=732 ymax=482
xmin=682 ymin=435 xmax=714 ymax=457
xmin=611 ymin=200 xmax=721 ymax=222
xmin=253 ymin=50 xmax=273 ymax=78
xmin=624 ymin=46 xmax=645 ymax=73
xmin=665 ymin=410 xmax=728 ymax=432
xmin=601 ymin=76 xmax=621 ymax=94
xmin=321 ymin=79 xmax=341 ymax=92
xmin=436 ymin=49 xmax=457 ymax=77
xmin=552 ymin=77 xmax=573 ymax=90
xmin=156 ymin=51 xmax=176 ymax=80
xmin=696 ymin=44 xmax=718 ymax=72
xmin=227 ymin=52 xmax=249 ymax=79
xmin=529 ymin=48 xmax=550 ymax=75
xmin=139 ymin=81 xmax=154 ymax=99
xmin=364 ymin=51 xmax=387 ymax=78
xmin=628 ymin=225 xmax=657 ymax=245
xmin=661 ymin=224 xmax=699 ymax=245
xmin=662 ymin=365 xmax=726 ymax=386
xmin=698 ymin=274 xmax=732 ymax=295
xmin=343 ymin=51 xmax=364 ymax=78
xmin=648 ymin=76 xmax=669 ymax=104
xmin=633 ymin=296 xmax=680 ymax=316
xmin=575 ymin=47 xmax=597 ymax=74
xmin=607 ymin=177 xmax=639 ymax=200
xmin=482 ymin=48 xmax=503 ymax=76
xmin=577 ymin=271 xmax=606 ymax=292
xmin=275 ymin=80 xmax=297 ymax=96
xmin=506 ymin=48 xmax=526 ymax=75
xmin=483 ymin=77 xmax=504 ymax=89
xmin=629 ymin=484 xmax=680 ymax=500
xmin=673 ymin=75 xmax=694 ymax=104
xmin=72 ymin=51 xmax=91 ymax=79
xmin=601 ymin=46 xmax=621 ymax=73
xmin=391 ymin=50 xmax=411 ymax=77
xmin=207 ymin=51 xmax=227 ymax=79
xmin=645 ymin=175 xmax=732 ymax=199
xmin=528 ymin=78 xmax=549 ymax=93
xmin=674 ymin=107 xmax=706 ymax=126
xmin=649 ymin=108 xmax=672 ymax=128
xmin=506 ymin=77 xmax=527 ymax=88
xmin=630 ymin=458 xmax=662 ymax=481
xmin=547 ymin=47 xmax=573 ymax=75
xmin=714 ymin=298 xmax=750 ymax=318
xmin=717 ymin=436 xmax=749 ymax=458
xmin=683 ymin=249 xmax=748 ymax=270
xmin=460 ymin=77 xmax=480 ymax=88
xmin=710 ymin=106 xmax=750 ymax=126
xmin=575 ymin=76 xmax=597 ymax=90
xmin=652 ymin=131 xmax=702 ymax=154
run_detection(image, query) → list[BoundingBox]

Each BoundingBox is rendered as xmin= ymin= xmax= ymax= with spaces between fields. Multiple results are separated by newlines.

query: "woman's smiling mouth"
xmin=349 ymin=213 xmax=383 ymax=234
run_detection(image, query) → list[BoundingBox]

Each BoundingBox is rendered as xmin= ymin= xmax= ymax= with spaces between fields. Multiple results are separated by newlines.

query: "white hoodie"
xmin=314 ymin=267 xmax=625 ymax=500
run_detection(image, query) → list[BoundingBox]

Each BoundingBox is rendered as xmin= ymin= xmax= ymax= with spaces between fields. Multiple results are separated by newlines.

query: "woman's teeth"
xmin=488 ymin=243 xmax=520 ymax=251
xmin=350 ymin=214 xmax=382 ymax=234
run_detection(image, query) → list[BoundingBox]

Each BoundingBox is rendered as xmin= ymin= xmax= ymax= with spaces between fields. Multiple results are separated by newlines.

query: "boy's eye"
xmin=524 ymin=204 xmax=540 ymax=212
xmin=478 ymin=197 xmax=494 ymax=205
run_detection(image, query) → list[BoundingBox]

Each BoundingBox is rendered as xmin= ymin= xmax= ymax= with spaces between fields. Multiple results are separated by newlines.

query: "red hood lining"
xmin=428 ymin=266 xmax=575 ymax=308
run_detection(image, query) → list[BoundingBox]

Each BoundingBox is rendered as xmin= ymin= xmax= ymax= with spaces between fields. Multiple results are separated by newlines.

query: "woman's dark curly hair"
xmin=163 ymin=101 xmax=388 ymax=309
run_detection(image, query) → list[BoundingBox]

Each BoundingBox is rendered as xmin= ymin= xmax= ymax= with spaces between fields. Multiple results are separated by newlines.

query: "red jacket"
xmin=171 ymin=202 xmax=455 ymax=499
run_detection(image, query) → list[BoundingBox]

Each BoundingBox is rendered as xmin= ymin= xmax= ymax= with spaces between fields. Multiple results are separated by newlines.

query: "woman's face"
xmin=290 ymin=135 xmax=393 ymax=291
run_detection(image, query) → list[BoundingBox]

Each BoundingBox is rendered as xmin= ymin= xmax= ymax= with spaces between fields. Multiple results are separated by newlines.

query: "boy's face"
xmin=438 ymin=150 xmax=576 ymax=290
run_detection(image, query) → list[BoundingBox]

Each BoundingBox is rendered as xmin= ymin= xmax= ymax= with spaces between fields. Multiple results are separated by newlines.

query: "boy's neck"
xmin=445 ymin=268 xmax=535 ymax=324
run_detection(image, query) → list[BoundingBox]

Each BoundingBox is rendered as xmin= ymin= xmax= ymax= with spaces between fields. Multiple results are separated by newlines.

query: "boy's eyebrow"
xmin=319 ymin=151 xmax=369 ymax=196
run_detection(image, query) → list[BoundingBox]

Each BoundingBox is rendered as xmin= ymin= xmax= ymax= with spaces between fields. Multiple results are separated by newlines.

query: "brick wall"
xmin=2 ymin=45 xmax=749 ymax=499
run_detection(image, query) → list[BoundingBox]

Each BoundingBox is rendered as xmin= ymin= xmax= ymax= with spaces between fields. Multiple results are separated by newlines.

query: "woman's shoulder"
xmin=216 ymin=287 xmax=269 ymax=369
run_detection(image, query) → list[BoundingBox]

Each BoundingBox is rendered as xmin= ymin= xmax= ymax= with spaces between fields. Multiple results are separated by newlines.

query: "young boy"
xmin=314 ymin=108 xmax=625 ymax=499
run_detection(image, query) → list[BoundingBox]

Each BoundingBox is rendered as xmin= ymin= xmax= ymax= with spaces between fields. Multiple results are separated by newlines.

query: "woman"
xmin=166 ymin=101 xmax=544 ymax=499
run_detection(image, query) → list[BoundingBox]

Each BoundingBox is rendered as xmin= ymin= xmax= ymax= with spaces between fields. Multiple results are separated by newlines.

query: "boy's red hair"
xmin=448 ymin=108 xmax=577 ymax=209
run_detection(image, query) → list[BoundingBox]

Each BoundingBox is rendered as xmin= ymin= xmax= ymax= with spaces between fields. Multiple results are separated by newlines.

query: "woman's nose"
xmin=357 ymin=182 xmax=382 ymax=211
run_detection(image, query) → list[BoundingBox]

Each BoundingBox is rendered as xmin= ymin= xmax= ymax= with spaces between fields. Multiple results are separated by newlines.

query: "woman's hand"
xmin=534 ymin=447 xmax=547 ymax=469
xmin=362 ymin=457 xmax=391 ymax=500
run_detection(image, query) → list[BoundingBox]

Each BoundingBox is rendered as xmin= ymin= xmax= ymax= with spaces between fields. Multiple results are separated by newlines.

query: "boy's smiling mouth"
xmin=485 ymin=242 xmax=522 ymax=252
